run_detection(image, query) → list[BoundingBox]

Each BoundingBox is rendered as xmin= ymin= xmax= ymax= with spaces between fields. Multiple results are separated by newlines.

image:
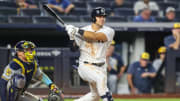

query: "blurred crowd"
xmin=106 ymin=23 xmax=180 ymax=94
xmin=0 ymin=0 xmax=180 ymax=23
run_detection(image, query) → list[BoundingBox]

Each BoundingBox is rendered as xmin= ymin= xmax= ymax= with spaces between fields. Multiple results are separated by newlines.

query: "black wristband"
xmin=78 ymin=29 xmax=84 ymax=36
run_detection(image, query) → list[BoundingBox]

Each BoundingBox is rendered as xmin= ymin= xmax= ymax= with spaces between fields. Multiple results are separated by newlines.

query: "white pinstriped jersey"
xmin=74 ymin=25 xmax=115 ymax=63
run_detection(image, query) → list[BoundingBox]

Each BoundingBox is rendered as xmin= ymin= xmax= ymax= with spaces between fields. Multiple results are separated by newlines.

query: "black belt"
xmin=84 ymin=61 xmax=105 ymax=67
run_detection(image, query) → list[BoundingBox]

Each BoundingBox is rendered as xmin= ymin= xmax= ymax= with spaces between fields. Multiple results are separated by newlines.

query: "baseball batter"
xmin=0 ymin=41 xmax=63 ymax=101
xmin=65 ymin=7 xmax=115 ymax=101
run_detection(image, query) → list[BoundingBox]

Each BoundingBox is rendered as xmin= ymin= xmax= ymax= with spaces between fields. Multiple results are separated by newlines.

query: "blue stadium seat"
xmin=155 ymin=17 xmax=164 ymax=22
xmin=0 ymin=8 xmax=17 ymax=16
xmin=73 ymin=2 xmax=87 ymax=9
xmin=0 ymin=1 xmax=17 ymax=8
xmin=60 ymin=16 xmax=80 ymax=22
xmin=89 ymin=2 xmax=110 ymax=9
xmin=21 ymin=8 xmax=41 ymax=16
xmin=81 ymin=15 xmax=91 ymax=22
xmin=114 ymin=8 xmax=134 ymax=16
xmin=106 ymin=16 xmax=127 ymax=22
xmin=0 ymin=15 xmax=8 ymax=23
xmin=8 ymin=16 xmax=32 ymax=24
xmin=158 ymin=2 xmax=178 ymax=11
xmin=176 ymin=10 xmax=180 ymax=18
xmin=69 ymin=8 xmax=88 ymax=16
xmin=151 ymin=11 xmax=159 ymax=17
xmin=33 ymin=16 xmax=56 ymax=24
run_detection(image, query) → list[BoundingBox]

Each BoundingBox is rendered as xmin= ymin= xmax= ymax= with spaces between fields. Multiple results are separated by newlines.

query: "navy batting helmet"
xmin=91 ymin=7 xmax=107 ymax=23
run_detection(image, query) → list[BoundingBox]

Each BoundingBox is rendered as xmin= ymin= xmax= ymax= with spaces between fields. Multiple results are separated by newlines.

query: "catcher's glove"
xmin=48 ymin=83 xmax=64 ymax=101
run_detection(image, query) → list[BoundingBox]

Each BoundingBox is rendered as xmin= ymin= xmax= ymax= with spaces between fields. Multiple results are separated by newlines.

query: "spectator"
xmin=133 ymin=0 xmax=159 ymax=15
xmin=16 ymin=0 xmax=37 ymax=9
xmin=110 ymin=0 xmax=125 ymax=16
xmin=152 ymin=46 xmax=166 ymax=93
xmin=164 ymin=23 xmax=180 ymax=50
xmin=162 ymin=7 xmax=177 ymax=22
xmin=48 ymin=0 xmax=74 ymax=14
xmin=106 ymin=40 xmax=126 ymax=94
xmin=127 ymin=52 xmax=156 ymax=94
xmin=133 ymin=7 xmax=155 ymax=22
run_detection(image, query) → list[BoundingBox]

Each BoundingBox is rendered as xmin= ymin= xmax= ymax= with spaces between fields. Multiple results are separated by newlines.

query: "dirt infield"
xmin=39 ymin=93 xmax=180 ymax=99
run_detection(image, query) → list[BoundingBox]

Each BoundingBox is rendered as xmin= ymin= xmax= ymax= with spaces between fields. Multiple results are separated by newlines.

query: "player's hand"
xmin=141 ymin=72 xmax=150 ymax=78
xmin=49 ymin=83 xmax=64 ymax=98
xmin=131 ymin=88 xmax=137 ymax=94
xmin=117 ymin=73 xmax=123 ymax=79
xmin=65 ymin=24 xmax=79 ymax=37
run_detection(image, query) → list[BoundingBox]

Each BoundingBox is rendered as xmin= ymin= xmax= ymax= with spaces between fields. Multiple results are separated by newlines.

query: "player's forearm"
xmin=65 ymin=4 xmax=74 ymax=14
xmin=0 ymin=78 xmax=8 ymax=101
xmin=119 ymin=66 xmax=126 ymax=74
xmin=83 ymin=31 xmax=107 ymax=42
xmin=127 ymin=74 xmax=134 ymax=89
xmin=148 ymin=73 xmax=156 ymax=78
xmin=42 ymin=73 xmax=53 ymax=86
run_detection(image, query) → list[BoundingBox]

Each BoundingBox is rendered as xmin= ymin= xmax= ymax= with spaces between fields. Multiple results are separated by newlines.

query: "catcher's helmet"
xmin=15 ymin=40 xmax=36 ymax=63
xmin=15 ymin=40 xmax=36 ymax=52
xmin=91 ymin=7 xmax=107 ymax=23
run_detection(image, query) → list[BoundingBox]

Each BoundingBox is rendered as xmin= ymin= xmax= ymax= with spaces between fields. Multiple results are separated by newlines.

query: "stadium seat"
xmin=114 ymin=8 xmax=134 ymax=16
xmin=0 ymin=1 xmax=17 ymax=8
xmin=106 ymin=16 xmax=127 ymax=22
xmin=89 ymin=2 xmax=110 ymax=9
xmin=33 ymin=16 xmax=56 ymax=24
xmin=8 ymin=16 xmax=32 ymax=24
xmin=69 ymin=8 xmax=88 ymax=16
xmin=21 ymin=8 xmax=41 ymax=16
xmin=155 ymin=17 xmax=164 ymax=22
xmin=73 ymin=2 xmax=87 ymax=9
xmin=176 ymin=11 xmax=180 ymax=20
xmin=158 ymin=2 xmax=178 ymax=11
xmin=60 ymin=16 xmax=80 ymax=22
xmin=0 ymin=8 xmax=17 ymax=16
xmin=151 ymin=11 xmax=159 ymax=17
xmin=0 ymin=15 xmax=8 ymax=23
xmin=81 ymin=15 xmax=91 ymax=22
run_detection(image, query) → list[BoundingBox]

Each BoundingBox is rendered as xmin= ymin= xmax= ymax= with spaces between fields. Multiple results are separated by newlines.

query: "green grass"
xmin=44 ymin=98 xmax=180 ymax=101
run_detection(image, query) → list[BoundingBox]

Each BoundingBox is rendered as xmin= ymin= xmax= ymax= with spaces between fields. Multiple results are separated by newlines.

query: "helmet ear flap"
xmin=92 ymin=16 xmax=96 ymax=23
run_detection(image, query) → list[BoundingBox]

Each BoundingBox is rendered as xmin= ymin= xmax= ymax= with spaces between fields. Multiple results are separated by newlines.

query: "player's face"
xmin=140 ymin=59 xmax=148 ymax=67
xmin=95 ymin=16 xmax=106 ymax=26
xmin=141 ymin=9 xmax=151 ymax=20
xmin=166 ymin=11 xmax=175 ymax=20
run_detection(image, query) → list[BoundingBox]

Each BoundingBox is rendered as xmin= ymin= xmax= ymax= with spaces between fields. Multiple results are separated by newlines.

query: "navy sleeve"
xmin=164 ymin=35 xmax=175 ymax=48
xmin=9 ymin=61 xmax=20 ymax=70
xmin=127 ymin=63 xmax=135 ymax=75
xmin=149 ymin=64 xmax=156 ymax=73
xmin=0 ymin=78 xmax=7 ymax=101
xmin=117 ymin=55 xmax=124 ymax=68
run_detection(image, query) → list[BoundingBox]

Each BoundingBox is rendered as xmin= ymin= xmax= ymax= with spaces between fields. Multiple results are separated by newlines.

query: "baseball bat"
xmin=43 ymin=4 xmax=65 ymax=25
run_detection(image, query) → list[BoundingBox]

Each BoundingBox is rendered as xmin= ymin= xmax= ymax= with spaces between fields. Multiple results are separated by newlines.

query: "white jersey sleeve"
xmin=101 ymin=26 xmax=115 ymax=42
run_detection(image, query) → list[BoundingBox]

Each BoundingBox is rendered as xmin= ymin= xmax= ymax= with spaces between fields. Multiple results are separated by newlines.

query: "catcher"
xmin=0 ymin=40 xmax=63 ymax=101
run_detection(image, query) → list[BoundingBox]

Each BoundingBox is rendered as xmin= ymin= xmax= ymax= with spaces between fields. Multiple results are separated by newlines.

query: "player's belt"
xmin=84 ymin=61 xmax=105 ymax=67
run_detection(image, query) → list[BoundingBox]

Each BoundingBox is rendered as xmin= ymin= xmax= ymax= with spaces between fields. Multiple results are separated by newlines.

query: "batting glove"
xmin=65 ymin=24 xmax=79 ymax=40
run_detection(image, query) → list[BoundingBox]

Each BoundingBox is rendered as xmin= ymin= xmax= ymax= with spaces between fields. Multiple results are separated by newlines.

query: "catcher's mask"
xmin=15 ymin=40 xmax=36 ymax=63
